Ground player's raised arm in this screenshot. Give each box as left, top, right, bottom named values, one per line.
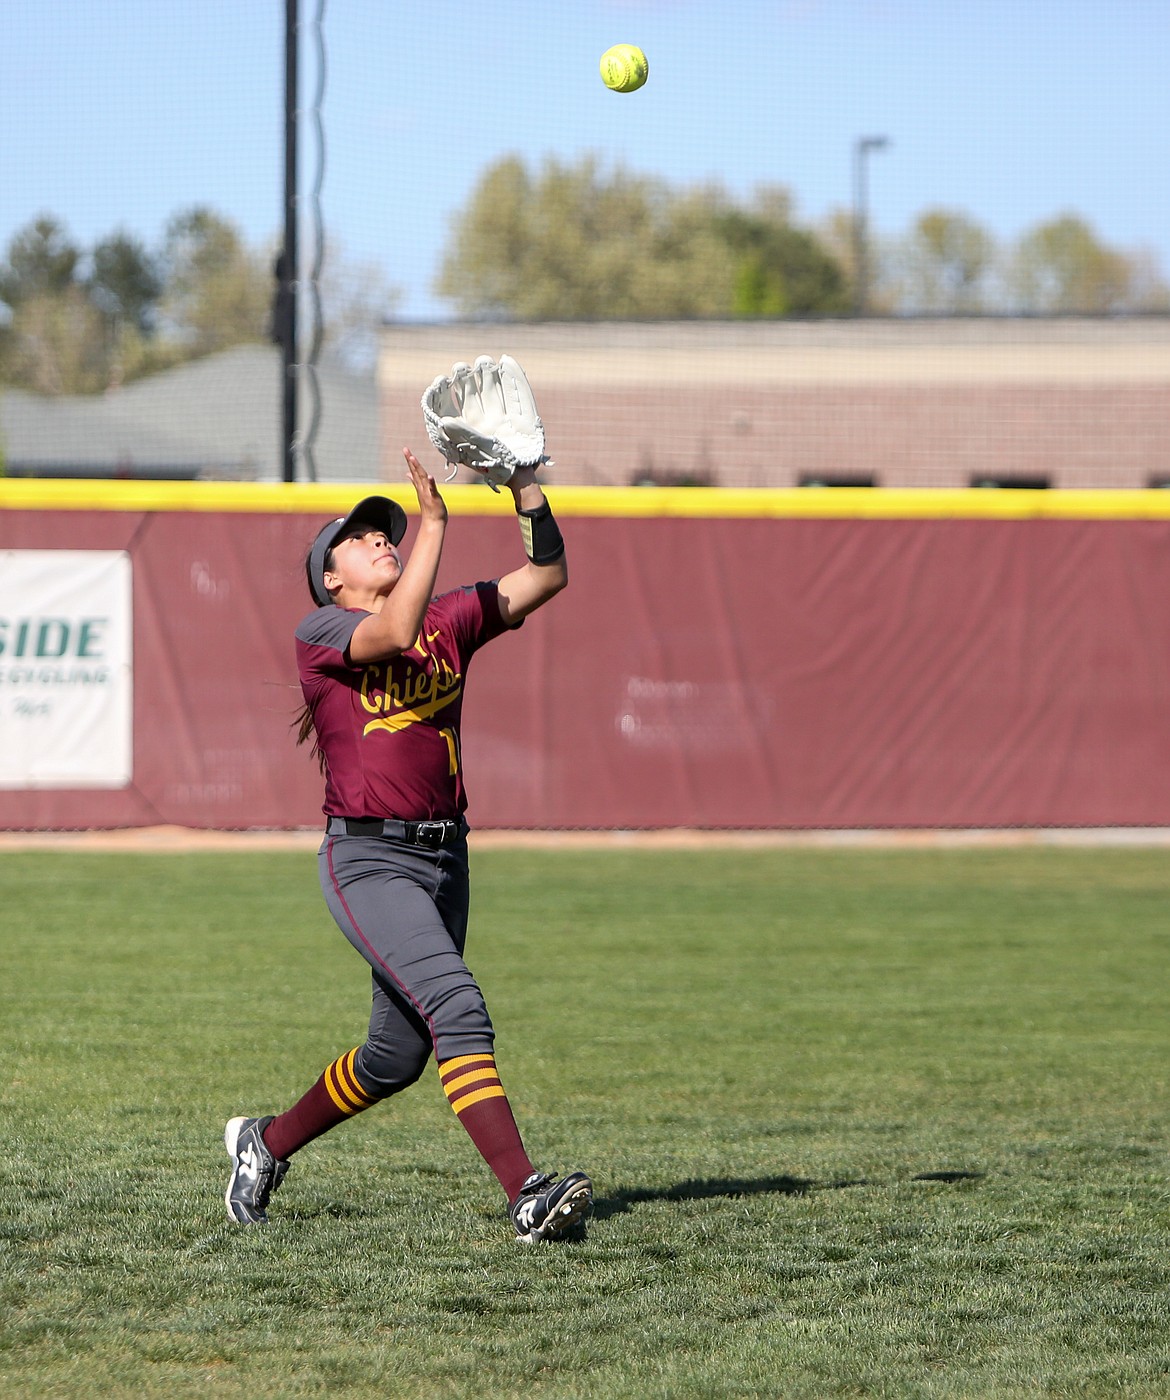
left=495, top=465, right=568, bottom=624
left=419, top=354, right=565, bottom=624
left=345, top=450, right=447, bottom=663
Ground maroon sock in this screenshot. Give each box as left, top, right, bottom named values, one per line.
left=438, top=1054, right=534, bottom=1201
left=262, top=1047, right=377, bottom=1160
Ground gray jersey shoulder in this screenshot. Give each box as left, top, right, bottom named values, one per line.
left=296, top=606, right=366, bottom=653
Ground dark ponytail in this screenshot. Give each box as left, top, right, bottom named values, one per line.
left=292, top=700, right=326, bottom=772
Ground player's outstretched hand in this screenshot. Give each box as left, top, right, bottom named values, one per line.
left=403, top=447, right=447, bottom=527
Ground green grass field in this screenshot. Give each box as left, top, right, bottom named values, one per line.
left=1, top=845, right=1167, bottom=1398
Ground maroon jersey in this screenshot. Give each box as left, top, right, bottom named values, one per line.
left=296, top=581, right=516, bottom=820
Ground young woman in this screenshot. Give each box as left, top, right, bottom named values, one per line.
left=224, top=446, right=592, bottom=1242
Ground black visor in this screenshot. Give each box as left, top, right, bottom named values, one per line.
left=307, top=495, right=408, bottom=607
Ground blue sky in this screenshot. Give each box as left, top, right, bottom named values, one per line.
left=2, top=0, right=1167, bottom=323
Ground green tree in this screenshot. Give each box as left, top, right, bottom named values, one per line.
left=1008, top=214, right=1134, bottom=312
left=161, top=206, right=271, bottom=353
left=4, top=287, right=108, bottom=395
left=717, top=191, right=850, bottom=316
left=89, top=231, right=162, bottom=334
left=0, top=209, right=273, bottom=392
left=436, top=157, right=846, bottom=320
left=896, top=208, right=995, bottom=313
left=0, top=215, right=80, bottom=309
left=0, top=217, right=107, bottom=393
left=0, top=206, right=399, bottom=393
left=437, top=156, right=728, bottom=319
left=85, top=231, right=170, bottom=388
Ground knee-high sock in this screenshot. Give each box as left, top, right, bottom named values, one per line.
left=438, top=1053, right=534, bottom=1201
left=262, top=1047, right=377, bottom=1161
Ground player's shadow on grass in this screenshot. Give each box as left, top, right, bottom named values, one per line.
left=593, top=1170, right=984, bottom=1222
left=593, top=1174, right=820, bottom=1221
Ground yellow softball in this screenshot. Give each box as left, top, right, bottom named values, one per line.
left=600, top=43, right=649, bottom=93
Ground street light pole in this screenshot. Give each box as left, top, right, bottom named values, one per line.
left=852, top=135, right=889, bottom=317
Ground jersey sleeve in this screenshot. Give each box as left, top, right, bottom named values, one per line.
left=295, top=607, right=367, bottom=676
left=431, top=580, right=521, bottom=655
left=296, top=586, right=515, bottom=689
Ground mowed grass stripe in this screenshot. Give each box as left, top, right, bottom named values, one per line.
left=0, top=848, right=1167, bottom=1398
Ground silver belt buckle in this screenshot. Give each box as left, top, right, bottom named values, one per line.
left=414, top=820, right=448, bottom=848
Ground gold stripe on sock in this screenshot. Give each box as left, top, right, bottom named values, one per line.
left=325, top=1051, right=374, bottom=1114
left=438, top=1054, right=507, bottom=1116
left=323, top=1061, right=353, bottom=1113
left=337, top=1049, right=377, bottom=1108
left=449, top=1084, right=507, bottom=1113
left=443, top=1066, right=502, bottom=1097
left=439, top=1053, right=495, bottom=1078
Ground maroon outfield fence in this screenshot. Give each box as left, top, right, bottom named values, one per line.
left=2, top=482, right=1170, bottom=832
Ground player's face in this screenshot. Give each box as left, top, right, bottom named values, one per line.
left=324, top=527, right=402, bottom=599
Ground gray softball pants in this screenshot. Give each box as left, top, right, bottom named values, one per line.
left=318, top=830, right=496, bottom=1098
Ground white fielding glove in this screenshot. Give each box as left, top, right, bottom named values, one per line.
left=421, top=354, right=549, bottom=491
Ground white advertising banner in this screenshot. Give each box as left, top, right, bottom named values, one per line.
left=0, top=551, right=133, bottom=788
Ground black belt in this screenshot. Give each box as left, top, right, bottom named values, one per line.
left=326, top=816, right=465, bottom=849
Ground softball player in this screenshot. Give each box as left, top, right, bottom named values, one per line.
left=224, top=446, right=592, bottom=1242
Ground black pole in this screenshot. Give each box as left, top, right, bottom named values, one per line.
left=852, top=139, right=865, bottom=317
left=281, top=0, right=298, bottom=482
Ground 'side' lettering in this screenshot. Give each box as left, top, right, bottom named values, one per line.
left=0, top=617, right=108, bottom=659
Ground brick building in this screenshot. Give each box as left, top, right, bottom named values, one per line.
left=377, top=317, right=1170, bottom=490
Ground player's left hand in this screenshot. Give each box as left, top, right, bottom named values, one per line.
left=507, top=463, right=540, bottom=493
left=420, top=355, right=549, bottom=493
left=403, top=447, right=448, bottom=526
